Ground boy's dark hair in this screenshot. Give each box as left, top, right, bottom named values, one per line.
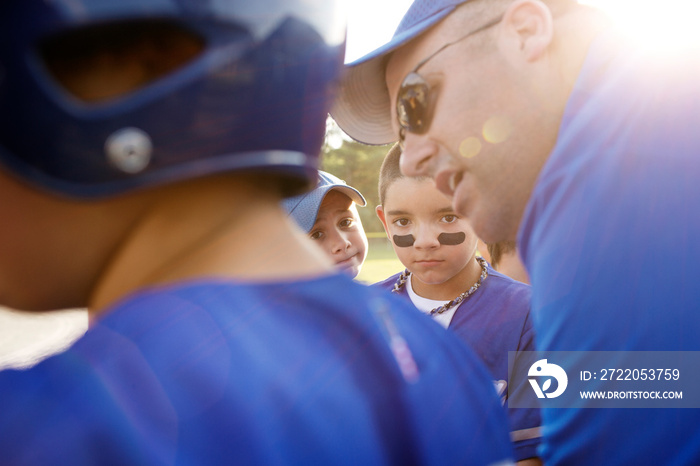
left=378, top=143, right=402, bottom=206
left=378, top=142, right=429, bottom=205
left=487, top=240, right=517, bottom=269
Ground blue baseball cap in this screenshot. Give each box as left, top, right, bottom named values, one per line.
left=282, top=171, right=366, bottom=233
left=332, top=0, right=470, bottom=145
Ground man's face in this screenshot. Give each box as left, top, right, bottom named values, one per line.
left=378, top=177, right=478, bottom=288
left=308, top=190, right=368, bottom=278
left=384, top=10, right=557, bottom=243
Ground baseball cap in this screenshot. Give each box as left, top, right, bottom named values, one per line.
left=282, top=171, right=367, bottom=233
left=331, top=0, right=470, bottom=146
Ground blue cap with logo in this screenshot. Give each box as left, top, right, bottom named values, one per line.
left=332, top=0, right=469, bottom=146
left=282, top=171, right=366, bottom=233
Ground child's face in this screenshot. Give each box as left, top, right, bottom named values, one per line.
left=378, top=177, right=478, bottom=286
left=309, top=190, right=368, bottom=278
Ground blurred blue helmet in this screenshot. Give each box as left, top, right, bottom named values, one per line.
left=0, top=0, right=346, bottom=197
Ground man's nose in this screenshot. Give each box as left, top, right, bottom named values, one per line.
left=399, top=134, right=436, bottom=178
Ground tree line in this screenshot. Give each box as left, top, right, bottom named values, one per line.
left=320, top=118, right=392, bottom=234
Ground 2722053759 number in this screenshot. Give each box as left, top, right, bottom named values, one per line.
left=599, top=368, right=680, bottom=381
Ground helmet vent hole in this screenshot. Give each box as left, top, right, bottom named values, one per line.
left=105, top=127, right=153, bottom=174
left=39, top=20, right=205, bottom=103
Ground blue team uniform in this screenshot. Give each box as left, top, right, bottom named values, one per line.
left=0, top=275, right=513, bottom=465
left=375, top=265, right=540, bottom=462
left=519, top=28, right=700, bottom=465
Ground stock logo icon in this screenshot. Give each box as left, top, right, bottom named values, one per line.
left=528, top=359, right=568, bottom=399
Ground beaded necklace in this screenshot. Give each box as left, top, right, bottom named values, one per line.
left=392, top=256, right=488, bottom=316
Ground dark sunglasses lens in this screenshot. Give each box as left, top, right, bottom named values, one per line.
left=397, top=72, right=430, bottom=134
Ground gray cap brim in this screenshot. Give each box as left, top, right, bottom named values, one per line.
left=331, top=5, right=457, bottom=145
left=283, top=184, right=366, bottom=233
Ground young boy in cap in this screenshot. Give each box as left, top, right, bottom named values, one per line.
left=283, top=170, right=369, bottom=278
left=375, top=144, right=541, bottom=465
left=0, top=0, right=514, bottom=464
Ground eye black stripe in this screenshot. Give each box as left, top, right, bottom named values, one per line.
left=438, top=232, right=465, bottom=245
left=393, top=235, right=415, bottom=248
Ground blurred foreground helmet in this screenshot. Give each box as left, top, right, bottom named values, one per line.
left=0, top=0, right=346, bottom=197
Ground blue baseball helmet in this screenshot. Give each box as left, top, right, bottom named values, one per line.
left=0, top=0, right=346, bottom=197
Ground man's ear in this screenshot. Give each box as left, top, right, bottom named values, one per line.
left=499, top=0, right=554, bottom=63
left=376, top=205, right=390, bottom=237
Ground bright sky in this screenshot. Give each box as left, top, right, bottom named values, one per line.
left=344, top=0, right=700, bottom=63
left=344, top=0, right=413, bottom=63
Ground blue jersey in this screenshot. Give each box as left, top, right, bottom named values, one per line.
left=0, top=275, right=513, bottom=465
left=519, top=29, right=700, bottom=465
left=375, top=265, right=540, bottom=462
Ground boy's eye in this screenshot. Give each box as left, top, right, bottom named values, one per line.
left=441, top=214, right=457, bottom=223
left=393, top=218, right=409, bottom=227
left=309, top=230, right=324, bottom=240
left=339, top=218, right=355, bottom=228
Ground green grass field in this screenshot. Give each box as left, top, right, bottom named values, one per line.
left=356, top=235, right=404, bottom=285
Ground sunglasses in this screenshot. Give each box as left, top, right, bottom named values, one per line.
left=396, top=15, right=503, bottom=147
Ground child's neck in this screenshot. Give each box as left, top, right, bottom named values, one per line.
left=410, top=256, right=483, bottom=301
left=87, top=176, right=334, bottom=317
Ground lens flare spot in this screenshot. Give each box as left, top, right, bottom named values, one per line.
left=483, top=116, right=512, bottom=144
left=459, top=137, right=481, bottom=158
left=580, top=0, right=700, bottom=52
